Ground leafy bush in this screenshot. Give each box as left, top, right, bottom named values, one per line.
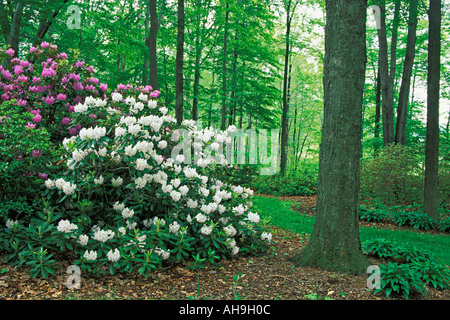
left=362, top=238, right=403, bottom=259
left=374, top=262, right=428, bottom=299
left=389, top=210, right=412, bottom=227
left=438, top=218, right=450, bottom=233
left=412, top=261, right=450, bottom=290
left=0, top=43, right=108, bottom=144
left=0, top=100, right=54, bottom=208
left=363, top=238, right=450, bottom=299
left=359, top=207, right=388, bottom=222
left=360, top=144, right=423, bottom=205
left=408, top=212, right=438, bottom=230
left=250, top=171, right=317, bottom=196
left=0, top=86, right=273, bottom=279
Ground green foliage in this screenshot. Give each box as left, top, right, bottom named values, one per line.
left=438, top=218, right=450, bottom=232
left=360, top=144, right=423, bottom=205
left=374, top=262, right=428, bottom=300
left=359, top=207, right=388, bottom=222
left=0, top=100, right=54, bottom=204
left=363, top=238, right=450, bottom=299
left=250, top=171, right=317, bottom=196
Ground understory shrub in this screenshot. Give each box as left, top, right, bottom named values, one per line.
left=360, top=144, right=423, bottom=205
left=363, top=239, right=450, bottom=299
left=0, top=100, right=54, bottom=208
left=250, top=170, right=317, bottom=196
left=0, top=84, right=273, bottom=278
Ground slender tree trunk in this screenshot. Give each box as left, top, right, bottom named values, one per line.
left=424, top=0, right=441, bottom=221
left=386, top=0, right=400, bottom=122
left=374, top=65, right=381, bottom=149
left=143, top=1, right=150, bottom=85
left=290, top=0, right=369, bottom=274
left=395, top=0, right=418, bottom=145
left=280, top=0, right=295, bottom=177
left=34, top=0, right=70, bottom=45
left=376, top=2, right=394, bottom=145
left=6, top=1, right=24, bottom=56
left=148, top=0, right=160, bottom=90
left=175, top=0, right=185, bottom=124
left=221, top=2, right=230, bottom=130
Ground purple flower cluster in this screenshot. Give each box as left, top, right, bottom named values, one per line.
left=0, top=42, right=108, bottom=140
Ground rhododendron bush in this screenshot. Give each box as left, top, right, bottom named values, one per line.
left=0, top=45, right=272, bottom=278
left=44, top=89, right=271, bottom=276
left=0, top=43, right=108, bottom=143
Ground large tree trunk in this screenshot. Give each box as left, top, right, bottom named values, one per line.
left=424, top=0, right=441, bottom=221
left=290, top=0, right=369, bottom=275
left=376, top=2, right=394, bottom=145
left=147, top=0, right=160, bottom=90
left=175, top=0, right=185, bottom=124
left=395, top=0, right=418, bottom=145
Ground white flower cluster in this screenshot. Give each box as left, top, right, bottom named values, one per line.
left=107, top=248, right=121, bottom=262
left=79, top=126, right=107, bottom=141
left=45, top=178, right=77, bottom=195
left=93, top=228, right=115, bottom=243
left=57, top=219, right=78, bottom=233
left=46, top=91, right=272, bottom=273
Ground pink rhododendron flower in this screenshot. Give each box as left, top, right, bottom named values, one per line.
left=42, top=67, right=56, bottom=77
left=44, top=96, right=55, bottom=105
left=31, top=150, right=42, bottom=157
left=72, top=82, right=83, bottom=91
left=29, top=46, right=37, bottom=53
left=32, top=114, right=42, bottom=123
left=38, top=173, right=48, bottom=180
left=1, top=70, right=12, bottom=81
left=40, top=41, right=50, bottom=48
left=100, top=83, right=107, bottom=92
left=61, top=117, right=71, bottom=126
left=28, top=85, right=39, bottom=93
left=26, top=122, right=35, bottom=129
left=32, top=76, right=41, bottom=84
left=69, top=73, right=80, bottom=81
left=57, top=93, right=67, bottom=101
left=20, top=60, right=30, bottom=68
left=149, top=90, right=161, bottom=98
left=17, top=75, right=28, bottom=82
left=5, top=48, right=14, bottom=57
left=14, top=65, right=23, bottom=75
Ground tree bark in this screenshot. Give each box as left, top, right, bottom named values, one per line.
left=34, top=0, right=70, bottom=45
left=6, top=1, right=25, bottom=56
left=424, top=0, right=441, bottom=221
left=280, top=0, right=298, bottom=177
left=376, top=2, right=394, bottom=145
left=290, top=0, right=369, bottom=274
left=374, top=65, right=381, bottom=149
left=175, top=0, right=185, bottom=124
left=221, top=2, right=230, bottom=130
left=147, top=0, right=160, bottom=91
left=386, top=0, right=400, bottom=123
left=395, top=0, right=418, bottom=145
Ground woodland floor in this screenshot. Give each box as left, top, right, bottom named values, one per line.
left=0, top=195, right=449, bottom=301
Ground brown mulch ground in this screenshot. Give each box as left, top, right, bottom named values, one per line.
left=0, top=195, right=449, bottom=301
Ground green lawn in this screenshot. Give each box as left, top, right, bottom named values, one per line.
left=253, top=195, right=450, bottom=266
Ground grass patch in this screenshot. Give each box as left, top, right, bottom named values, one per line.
left=254, top=196, right=450, bottom=266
